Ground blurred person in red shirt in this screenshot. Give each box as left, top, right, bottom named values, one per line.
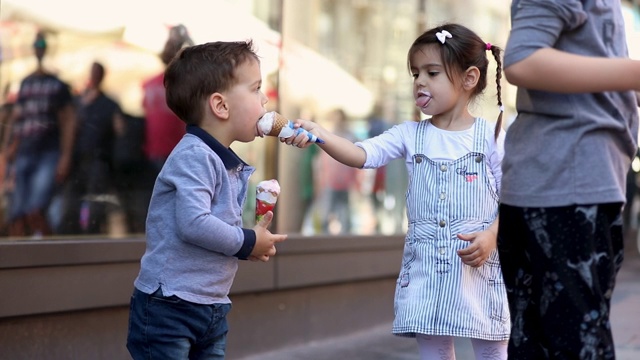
left=142, top=25, right=193, bottom=175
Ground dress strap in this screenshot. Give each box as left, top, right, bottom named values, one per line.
left=415, top=120, right=429, bottom=154
left=472, top=118, right=487, bottom=154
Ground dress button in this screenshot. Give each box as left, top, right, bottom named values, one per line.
left=439, top=247, right=446, bottom=255
left=440, top=164, right=447, bottom=172
left=475, top=155, right=482, bottom=163
left=439, top=220, right=446, bottom=227
left=416, top=157, right=422, bottom=164
left=439, top=192, right=446, bottom=200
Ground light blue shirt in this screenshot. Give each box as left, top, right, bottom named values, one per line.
left=134, top=125, right=256, bottom=304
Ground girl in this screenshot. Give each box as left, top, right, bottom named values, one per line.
left=291, top=23, right=510, bottom=359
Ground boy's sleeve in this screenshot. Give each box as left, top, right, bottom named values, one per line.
left=234, top=229, right=256, bottom=260
left=504, top=0, right=587, bottom=68
left=168, top=146, right=250, bottom=256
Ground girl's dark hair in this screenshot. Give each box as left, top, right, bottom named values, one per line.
left=408, top=23, right=503, bottom=140
left=164, top=40, right=260, bottom=125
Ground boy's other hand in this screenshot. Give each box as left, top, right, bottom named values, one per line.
left=252, top=211, right=287, bottom=262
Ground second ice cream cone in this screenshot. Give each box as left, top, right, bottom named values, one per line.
left=256, top=179, right=280, bottom=223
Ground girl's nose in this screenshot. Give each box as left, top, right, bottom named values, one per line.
left=414, top=74, right=427, bottom=87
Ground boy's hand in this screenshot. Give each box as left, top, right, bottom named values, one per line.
left=251, top=211, right=287, bottom=262
left=456, top=229, right=497, bottom=268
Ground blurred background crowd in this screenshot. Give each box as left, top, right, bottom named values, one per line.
left=0, top=0, right=639, bottom=240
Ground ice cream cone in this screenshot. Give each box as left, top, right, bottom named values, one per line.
left=256, top=179, right=280, bottom=222
left=268, top=112, right=289, bottom=137
left=258, top=111, right=325, bottom=144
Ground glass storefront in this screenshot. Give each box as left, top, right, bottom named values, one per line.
left=249, top=0, right=514, bottom=236
left=0, top=0, right=527, bottom=240
left=1, top=0, right=637, bottom=240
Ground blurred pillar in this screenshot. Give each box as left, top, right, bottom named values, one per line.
left=274, top=0, right=325, bottom=234
left=263, top=0, right=282, bottom=231
left=413, top=0, right=427, bottom=121
left=275, top=0, right=299, bottom=234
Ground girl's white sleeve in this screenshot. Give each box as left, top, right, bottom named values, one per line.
left=356, top=121, right=414, bottom=169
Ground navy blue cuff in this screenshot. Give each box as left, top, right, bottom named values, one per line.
left=234, top=228, right=256, bottom=260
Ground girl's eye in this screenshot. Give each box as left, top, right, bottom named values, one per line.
left=428, top=71, right=438, bottom=76
left=411, top=73, right=419, bottom=79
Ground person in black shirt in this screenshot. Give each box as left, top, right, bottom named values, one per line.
left=58, top=62, right=121, bottom=234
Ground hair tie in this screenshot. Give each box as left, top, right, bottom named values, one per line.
left=499, top=105, right=504, bottom=112
left=485, top=43, right=492, bottom=51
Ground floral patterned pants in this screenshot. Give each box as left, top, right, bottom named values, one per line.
left=498, top=203, right=624, bottom=360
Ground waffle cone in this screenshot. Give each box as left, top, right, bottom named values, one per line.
left=268, top=112, right=289, bottom=136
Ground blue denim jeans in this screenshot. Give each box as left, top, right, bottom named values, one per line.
left=127, top=288, right=231, bottom=360
left=9, top=150, right=59, bottom=221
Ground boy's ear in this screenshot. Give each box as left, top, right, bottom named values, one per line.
left=210, top=93, right=229, bottom=119
left=462, top=66, right=480, bottom=90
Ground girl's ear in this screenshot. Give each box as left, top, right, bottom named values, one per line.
left=210, top=93, right=229, bottom=119
left=462, top=66, right=480, bottom=91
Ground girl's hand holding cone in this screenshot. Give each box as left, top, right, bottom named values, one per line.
left=258, top=111, right=325, bottom=144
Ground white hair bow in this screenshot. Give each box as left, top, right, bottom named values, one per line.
left=436, top=30, right=452, bottom=44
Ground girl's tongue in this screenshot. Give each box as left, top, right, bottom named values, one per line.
left=416, top=93, right=431, bottom=108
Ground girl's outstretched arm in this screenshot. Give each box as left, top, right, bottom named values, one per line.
left=292, top=119, right=367, bottom=168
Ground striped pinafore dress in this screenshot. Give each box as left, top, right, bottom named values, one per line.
left=392, top=118, right=510, bottom=341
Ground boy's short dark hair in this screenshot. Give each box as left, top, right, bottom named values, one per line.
left=164, top=40, right=260, bottom=125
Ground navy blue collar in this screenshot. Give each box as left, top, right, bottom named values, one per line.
left=186, top=124, right=246, bottom=170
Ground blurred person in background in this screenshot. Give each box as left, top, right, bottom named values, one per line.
left=0, top=84, right=16, bottom=235
left=299, top=112, right=320, bottom=234
left=142, top=24, right=193, bottom=178
left=2, top=30, right=76, bottom=238
left=112, top=111, right=154, bottom=235
left=366, top=103, right=391, bottom=232
left=314, top=108, right=358, bottom=234
left=58, top=61, right=121, bottom=235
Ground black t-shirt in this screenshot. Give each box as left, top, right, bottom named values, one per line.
left=73, top=92, right=120, bottom=162
left=15, top=73, right=73, bottom=154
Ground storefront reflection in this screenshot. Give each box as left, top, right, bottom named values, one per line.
left=0, top=0, right=525, bottom=239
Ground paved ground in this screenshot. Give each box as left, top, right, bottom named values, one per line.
left=240, top=242, right=640, bottom=360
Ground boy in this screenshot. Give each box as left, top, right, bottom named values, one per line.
left=499, top=1, right=640, bottom=358
left=127, top=40, right=287, bottom=359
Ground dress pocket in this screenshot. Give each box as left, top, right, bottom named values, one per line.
left=489, top=277, right=509, bottom=324
left=398, top=240, right=416, bottom=288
